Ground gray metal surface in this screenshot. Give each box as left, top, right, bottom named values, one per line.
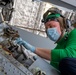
left=0, top=47, right=59, bottom=75
left=0, top=48, right=33, bottom=75
left=29, top=57, right=59, bottom=75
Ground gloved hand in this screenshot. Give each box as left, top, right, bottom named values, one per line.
left=15, top=38, right=36, bottom=52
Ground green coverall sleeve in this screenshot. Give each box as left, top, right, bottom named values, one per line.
left=51, top=29, right=76, bottom=70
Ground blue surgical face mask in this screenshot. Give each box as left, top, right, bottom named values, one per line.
left=46, top=28, right=61, bottom=41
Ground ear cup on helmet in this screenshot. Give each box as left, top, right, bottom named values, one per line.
left=63, top=18, right=72, bottom=30
left=66, top=19, right=72, bottom=28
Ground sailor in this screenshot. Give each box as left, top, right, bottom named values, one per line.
left=15, top=7, right=76, bottom=73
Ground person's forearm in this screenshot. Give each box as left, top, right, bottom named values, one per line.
left=35, top=48, right=51, bottom=60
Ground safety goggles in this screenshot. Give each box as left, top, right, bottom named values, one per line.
left=42, top=17, right=59, bottom=24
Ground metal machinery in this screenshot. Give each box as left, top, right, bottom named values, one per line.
left=0, top=18, right=59, bottom=75
left=0, top=0, right=59, bottom=75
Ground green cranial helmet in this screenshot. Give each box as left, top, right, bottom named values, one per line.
left=42, top=7, right=63, bottom=23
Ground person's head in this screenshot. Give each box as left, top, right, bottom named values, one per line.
left=42, top=7, right=66, bottom=42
